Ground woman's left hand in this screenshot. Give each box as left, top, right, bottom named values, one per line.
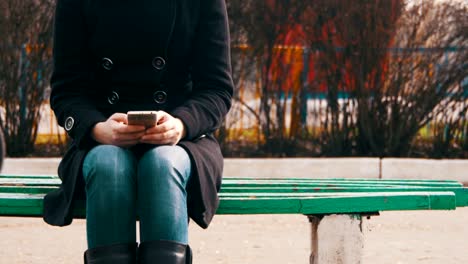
left=139, top=111, right=186, bottom=145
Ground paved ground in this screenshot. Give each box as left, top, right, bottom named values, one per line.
left=1, top=159, right=468, bottom=263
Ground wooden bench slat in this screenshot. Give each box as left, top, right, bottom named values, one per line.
left=226, top=177, right=460, bottom=182
left=0, top=179, right=461, bottom=188
left=221, top=181, right=462, bottom=188
left=217, top=191, right=465, bottom=208
left=219, top=192, right=456, bottom=214
left=223, top=178, right=462, bottom=185
left=0, top=175, right=58, bottom=179
left=0, top=174, right=458, bottom=184
left=0, top=179, right=62, bottom=185
left=0, top=175, right=462, bottom=186
left=0, top=186, right=59, bottom=194
left=221, top=187, right=468, bottom=207
left=2, top=185, right=463, bottom=193
left=218, top=191, right=456, bottom=197
left=3, top=175, right=459, bottom=182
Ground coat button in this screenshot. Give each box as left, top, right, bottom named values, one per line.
left=64, top=117, right=74, bottom=131
left=152, top=57, right=166, bottom=70
left=101, top=57, right=114, bottom=71
left=153, top=91, right=167, bottom=104
left=107, top=91, right=120, bottom=105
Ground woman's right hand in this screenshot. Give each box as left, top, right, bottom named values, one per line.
left=91, top=113, right=146, bottom=148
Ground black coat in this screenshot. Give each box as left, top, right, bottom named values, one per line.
left=43, top=0, right=234, bottom=229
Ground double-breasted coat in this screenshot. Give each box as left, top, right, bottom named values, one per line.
left=43, top=0, right=234, bottom=229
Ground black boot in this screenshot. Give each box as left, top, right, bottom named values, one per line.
left=185, top=245, right=193, bottom=264
left=84, top=243, right=138, bottom=264
left=138, top=240, right=189, bottom=264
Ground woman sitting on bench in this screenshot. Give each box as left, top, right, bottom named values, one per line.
left=42, top=0, right=234, bottom=263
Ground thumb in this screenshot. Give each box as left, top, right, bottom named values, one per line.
left=156, top=111, right=169, bottom=124
left=109, top=113, right=128, bottom=124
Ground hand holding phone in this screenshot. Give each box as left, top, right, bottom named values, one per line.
left=139, top=110, right=186, bottom=145
left=127, top=111, right=158, bottom=128
left=91, top=113, right=146, bottom=147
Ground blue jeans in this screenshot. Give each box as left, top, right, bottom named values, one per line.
left=82, top=145, right=191, bottom=249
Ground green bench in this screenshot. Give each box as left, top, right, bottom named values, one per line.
left=1, top=175, right=467, bottom=263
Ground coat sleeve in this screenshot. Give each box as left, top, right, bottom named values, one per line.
left=49, top=0, right=107, bottom=148
left=171, top=0, right=234, bottom=140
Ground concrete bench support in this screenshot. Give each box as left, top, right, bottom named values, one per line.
left=308, top=214, right=364, bottom=264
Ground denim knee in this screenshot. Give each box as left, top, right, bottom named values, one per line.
left=137, top=146, right=191, bottom=189
left=83, top=145, right=137, bottom=194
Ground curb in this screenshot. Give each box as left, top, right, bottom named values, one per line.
left=382, top=158, right=468, bottom=184
left=2, top=157, right=467, bottom=184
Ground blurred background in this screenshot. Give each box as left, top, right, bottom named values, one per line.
left=0, top=0, right=467, bottom=158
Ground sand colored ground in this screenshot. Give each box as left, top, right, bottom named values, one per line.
left=1, top=210, right=468, bottom=264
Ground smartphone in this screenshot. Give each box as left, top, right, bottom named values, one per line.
left=127, top=111, right=158, bottom=127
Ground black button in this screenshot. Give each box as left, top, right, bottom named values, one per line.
left=64, top=117, right=74, bottom=131
left=153, top=91, right=167, bottom=104
left=107, top=91, right=120, bottom=105
left=101, top=57, right=114, bottom=71
left=152, top=57, right=166, bottom=70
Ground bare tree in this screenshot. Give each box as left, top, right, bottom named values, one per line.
left=300, top=0, right=467, bottom=157
left=377, top=1, right=468, bottom=157
left=301, top=0, right=405, bottom=156
left=0, top=0, right=55, bottom=156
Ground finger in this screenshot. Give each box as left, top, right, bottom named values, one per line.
left=139, top=137, right=177, bottom=145
left=140, top=138, right=176, bottom=146
left=140, top=132, right=173, bottom=143
left=156, top=111, right=170, bottom=125
left=112, top=131, right=146, bottom=142
left=145, top=122, right=175, bottom=134
left=119, top=125, right=146, bottom=134
left=112, top=122, right=146, bottom=134
left=140, top=130, right=177, bottom=143
left=109, top=113, right=128, bottom=123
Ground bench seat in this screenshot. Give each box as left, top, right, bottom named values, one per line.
left=1, top=175, right=467, bottom=216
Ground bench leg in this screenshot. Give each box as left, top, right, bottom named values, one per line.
left=308, top=214, right=364, bottom=264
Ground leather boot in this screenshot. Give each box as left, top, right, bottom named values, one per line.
left=138, top=240, right=189, bottom=264
left=185, top=245, right=193, bottom=264
left=84, top=243, right=138, bottom=264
